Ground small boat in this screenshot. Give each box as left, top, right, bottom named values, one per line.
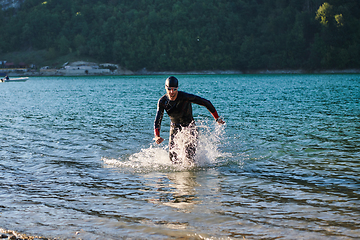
left=2, top=77, right=29, bottom=82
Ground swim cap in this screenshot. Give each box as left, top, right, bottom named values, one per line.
left=165, top=76, right=178, bottom=88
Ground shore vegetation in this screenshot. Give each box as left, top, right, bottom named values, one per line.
left=0, top=0, right=359, bottom=72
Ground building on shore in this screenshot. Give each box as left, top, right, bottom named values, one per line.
left=38, top=61, right=135, bottom=76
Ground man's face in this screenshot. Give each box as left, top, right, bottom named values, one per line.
left=166, top=86, right=178, bottom=100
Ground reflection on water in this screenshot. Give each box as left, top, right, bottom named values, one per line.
left=147, top=171, right=200, bottom=211
left=165, top=172, right=200, bottom=210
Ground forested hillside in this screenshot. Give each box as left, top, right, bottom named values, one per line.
left=0, top=0, right=359, bottom=72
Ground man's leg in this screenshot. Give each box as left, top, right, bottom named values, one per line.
left=169, top=127, right=180, bottom=164
left=185, top=125, right=198, bottom=162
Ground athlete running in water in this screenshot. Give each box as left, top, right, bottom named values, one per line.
left=154, top=76, right=225, bottom=164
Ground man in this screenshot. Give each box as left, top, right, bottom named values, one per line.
left=154, top=76, right=225, bottom=164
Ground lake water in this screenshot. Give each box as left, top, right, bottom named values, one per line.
left=0, top=74, right=359, bottom=239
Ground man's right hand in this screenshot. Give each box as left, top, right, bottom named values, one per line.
left=154, top=136, right=164, bottom=144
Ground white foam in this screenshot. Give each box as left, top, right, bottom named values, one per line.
left=102, top=120, right=230, bottom=173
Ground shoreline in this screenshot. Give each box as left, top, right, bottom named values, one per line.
left=2, top=68, right=360, bottom=77
left=0, top=228, right=53, bottom=240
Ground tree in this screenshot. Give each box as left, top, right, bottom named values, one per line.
left=0, top=0, right=359, bottom=71
left=58, top=35, right=71, bottom=55
left=316, top=2, right=333, bottom=27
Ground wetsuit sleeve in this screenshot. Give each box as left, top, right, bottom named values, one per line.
left=154, top=98, right=164, bottom=136
left=188, top=94, right=220, bottom=119
left=211, top=110, right=220, bottom=120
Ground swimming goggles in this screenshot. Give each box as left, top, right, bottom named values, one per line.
left=166, top=87, right=178, bottom=91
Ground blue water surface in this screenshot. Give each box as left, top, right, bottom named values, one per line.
left=0, top=74, right=359, bottom=239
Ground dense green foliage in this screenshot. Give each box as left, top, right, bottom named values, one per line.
left=0, top=0, right=359, bottom=71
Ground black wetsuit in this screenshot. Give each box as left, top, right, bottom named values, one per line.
left=154, top=91, right=217, bottom=163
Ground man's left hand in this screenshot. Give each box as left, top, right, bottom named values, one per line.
left=216, top=118, right=225, bottom=125
left=154, top=136, right=164, bottom=144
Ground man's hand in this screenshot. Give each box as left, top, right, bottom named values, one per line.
left=216, top=118, right=225, bottom=125
left=154, top=136, right=164, bottom=144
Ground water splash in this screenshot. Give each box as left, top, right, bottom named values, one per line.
left=102, top=120, right=230, bottom=172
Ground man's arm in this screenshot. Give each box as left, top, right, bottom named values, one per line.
left=189, top=94, right=225, bottom=125
left=211, top=110, right=225, bottom=124
left=154, top=98, right=165, bottom=144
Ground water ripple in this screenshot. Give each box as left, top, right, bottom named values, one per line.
left=0, top=75, right=359, bottom=239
